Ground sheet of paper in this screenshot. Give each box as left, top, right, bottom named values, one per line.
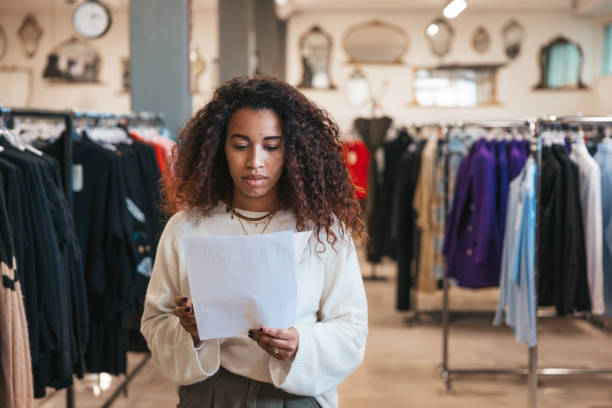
left=183, top=231, right=311, bottom=341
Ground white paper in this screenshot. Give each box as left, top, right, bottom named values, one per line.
left=182, top=231, right=312, bottom=341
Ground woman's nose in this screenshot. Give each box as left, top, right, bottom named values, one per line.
left=246, top=146, right=264, bottom=169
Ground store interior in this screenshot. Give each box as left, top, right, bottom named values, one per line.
left=2, top=0, right=612, bottom=407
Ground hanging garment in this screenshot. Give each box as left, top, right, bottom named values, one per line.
left=354, top=117, right=392, bottom=263
left=391, top=141, right=425, bottom=310
left=0, top=141, right=82, bottom=397
left=45, top=134, right=135, bottom=375
left=552, top=145, right=591, bottom=314
left=0, top=181, right=34, bottom=408
left=378, top=131, right=412, bottom=259
left=570, top=142, right=605, bottom=315
left=413, top=136, right=439, bottom=292
left=507, top=139, right=527, bottom=181
left=444, top=135, right=467, bottom=214
left=444, top=139, right=501, bottom=288
left=495, top=140, right=510, bottom=240
left=341, top=140, right=370, bottom=200
left=594, top=141, right=612, bottom=315
left=494, top=158, right=537, bottom=347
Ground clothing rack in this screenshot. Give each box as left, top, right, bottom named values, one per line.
left=1, top=107, right=161, bottom=408
left=407, top=120, right=530, bottom=324
left=438, top=116, right=612, bottom=408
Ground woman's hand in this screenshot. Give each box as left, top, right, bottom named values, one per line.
left=248, top=327, right=299, bottom=360
left=174, top=296, right=199, bottom=345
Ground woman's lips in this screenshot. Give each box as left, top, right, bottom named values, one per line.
left=243, top=175, right=268, bottom=187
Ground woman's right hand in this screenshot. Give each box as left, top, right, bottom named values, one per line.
left=174, top=296, right=200, bottom=345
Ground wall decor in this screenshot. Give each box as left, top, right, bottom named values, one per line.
left=502, top=20, right=524, bottom=60
left=190, top=46, right=206, bottom=94
left=344, top=20, right=408, bottom=64
left=298, top=25, right=334, bottom=89
left=18, top=14, right=43, bottom=58
left=535, top=36, right=586, bottom=90
left=0, top=26, right=7, bottom=61
left=121, top=57, right=130, bottom=92
left=346, top=67, right=371, bottom=107
left=425, top=18, right=454, bottom=58
left=413, top=64, right=500, bottom=107
left=73, top=0, right=112, bottom=39
left=43, top=37, right=101, bottom=84
left=472, top=26, right=490, bottom=53
left=0, top=65, right=34, bottom=106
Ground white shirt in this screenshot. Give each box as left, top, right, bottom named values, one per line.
left=141, top=205, right=368, bottom=408
left=570, top=143, right=605, bottom=314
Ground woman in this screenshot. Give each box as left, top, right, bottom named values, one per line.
left=141, top=76, right=368, bottom=408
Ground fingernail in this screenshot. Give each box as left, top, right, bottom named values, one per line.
left=184, top=307, right=190, bottom=312
left=182, top=296, right=187, bottom=302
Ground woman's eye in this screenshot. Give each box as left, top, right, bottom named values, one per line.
left=265, top=145, right=280, bottom=151
left=233, top=145, right=248, bottom=151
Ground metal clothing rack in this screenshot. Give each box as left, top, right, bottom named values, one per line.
left=438, top=116, right=612, bottom=408
left=2, top=107, right=160, bottom=408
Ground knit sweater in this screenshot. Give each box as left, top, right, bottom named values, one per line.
left=141, top=205, right=368, bottom=408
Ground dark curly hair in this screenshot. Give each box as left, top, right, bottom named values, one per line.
left=164, top=76, right=366, bottom=248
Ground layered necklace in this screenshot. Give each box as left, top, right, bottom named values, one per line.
left=229, top=204, right=279, bottom=235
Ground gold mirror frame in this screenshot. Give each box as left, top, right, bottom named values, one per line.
left=534, top=36, right=587, bottom=90
left=297, top=25, right=335, bottom=89
left=343, top=20, right=408, bottom=65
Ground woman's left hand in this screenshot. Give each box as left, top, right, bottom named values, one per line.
left=248, top=327, right=299, bottom=360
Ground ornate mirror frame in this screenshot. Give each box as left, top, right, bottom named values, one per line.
left=534, top=36, right=586, bottom=90
left=343, top=19, right=409, bottom=65
left=297, top=25, right=335, bottom=89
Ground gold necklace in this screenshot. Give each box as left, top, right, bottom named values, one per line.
left=237, top=211, right=276, bottom=236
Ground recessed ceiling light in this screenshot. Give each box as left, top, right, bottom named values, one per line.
left=426, top=23, right=440, bottom=36
left=443, top=0, right=467, bottom=19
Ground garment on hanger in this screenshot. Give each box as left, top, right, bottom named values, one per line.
left=341, top=140, right=370, bottom=200
left=494, top=158, right=537, bottom=347
left=444, top=139, right=502, bottom=288
left=570, top=142, right=605, bottom=315
left=391, top=141, right=425, bottom=310
left=539, top=146, right=591, bottom=315
left=0, top=138, right=87, bottom=398
left=354, top=116, right=392, bottom=263
left=0, top=180, right=34, bottom=408
left=495, top=140, right=509, bottom=239
left=378, top=129, right=412, bottom=259
left=413, top=136, right=439, bottom=292
left=594, top=141, right=612, bottom=315
left=507, top=139, right=525, bottom=181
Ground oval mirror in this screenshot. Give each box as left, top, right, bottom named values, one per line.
left=425, top=18, right=454, bottom=58
left=298, top=25, right=334, bottom=89
left=502, top=20, right=524, bottom=60
left=344, top=20, right=408, bottom=64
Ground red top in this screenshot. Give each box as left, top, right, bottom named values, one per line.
left=341, top=140, right=370, bottom=200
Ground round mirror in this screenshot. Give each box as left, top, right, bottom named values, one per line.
left=425, top=18, right=454, bottom=58
left=346, top=68, right=371, bottom=107
left=344, top=20, right=408, bottom=64
left=298, top=26, right=334, bottom=89
left=502, top=20, right=524, bottom=60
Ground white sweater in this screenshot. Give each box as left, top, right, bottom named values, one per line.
left=141, top=205, right=368, bottom=408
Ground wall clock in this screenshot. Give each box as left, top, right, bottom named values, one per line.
left=73, top=0, right=112, bottom=39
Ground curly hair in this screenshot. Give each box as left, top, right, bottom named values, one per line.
left=164, top=75, right=366, bottom=248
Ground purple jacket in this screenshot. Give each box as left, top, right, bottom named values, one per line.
left=508, top=140, right=527, bottom=181
left=444, top=139, right=502, bottom=288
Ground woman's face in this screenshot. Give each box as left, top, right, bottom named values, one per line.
left=225, top=108, right=285, bottom=211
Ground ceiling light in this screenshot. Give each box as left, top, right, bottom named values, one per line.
left=443, top=0, right=467, bottom=19
left=275, top=0, right=288, bottom=6
left=426, top=23, right=439, bottom=36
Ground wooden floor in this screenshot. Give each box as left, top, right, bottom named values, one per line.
left=38, top=255, right=612, bottom=408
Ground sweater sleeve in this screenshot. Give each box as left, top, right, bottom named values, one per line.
left=269, top=231, right=368, bottom=396
left=140, top=214, right=221, bottom=385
